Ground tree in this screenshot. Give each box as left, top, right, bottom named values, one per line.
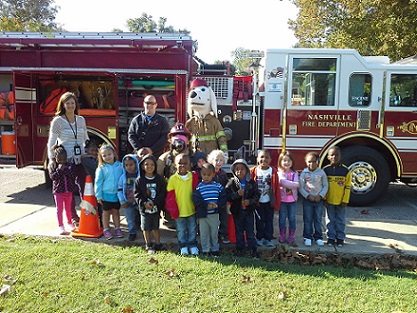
left=231, top=47, right=262, bottom=75
left=289, top=0, right=417, bottom=61
left=126, top=13, right=189, bottom=34
left=0, top=0, right=62, bottom=32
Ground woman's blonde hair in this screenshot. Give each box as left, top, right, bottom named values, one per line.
left=55, top=92, right=79, bottom=116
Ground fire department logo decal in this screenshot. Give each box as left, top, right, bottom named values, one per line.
left=398, top=120, right=417, bottom=134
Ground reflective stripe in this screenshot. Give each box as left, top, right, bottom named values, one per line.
left=197, top=135, right=217, bottom=141
left=215, top=130, right=225, bottom=139
left=219, top=144, right=228, bottom=151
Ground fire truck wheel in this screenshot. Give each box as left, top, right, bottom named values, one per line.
left=342, top=146, right=390, bottom=206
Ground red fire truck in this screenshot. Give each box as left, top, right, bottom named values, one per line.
left=0, top=32, right=195, bottom=167
left=211, top=48, right=417, bottom=206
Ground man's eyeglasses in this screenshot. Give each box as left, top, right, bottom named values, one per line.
left=144, top=101, right=157, bottom=105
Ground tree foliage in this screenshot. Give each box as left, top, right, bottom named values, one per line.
left=126, top=13, right=189, bottom=34
left=289, top=0, right=417, bottom=61
left=0, top=0, right=62, bottom=32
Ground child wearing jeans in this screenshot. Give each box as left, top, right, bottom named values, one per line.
left=277, top=150, right=300, bottom=244
left=49, top=145, right=78, bottom=235
left=166, top=153, right=199, bottom=255
left=207, top=149, right=229, bottom=243
left=118, top=154, right=140, bottom=242
left=193, top=163, right=227, bottom=257
left=299, top=152, right=328, bottom=246
left=135, top=154, right=167, bottom=252
left=95, top=144, right=124, bottom=240
left=323, top=146, right=351, bottom=247
left=250, top=149, right=280, bottom=247
left=226, top=159, right=260, bottom=258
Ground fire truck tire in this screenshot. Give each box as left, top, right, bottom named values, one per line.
left=342, top=146, right=390, bottom=206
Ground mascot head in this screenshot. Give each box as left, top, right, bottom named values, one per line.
left=168, top=122, right=191, bottom=153
left=187, top=78, right=218, bottom=118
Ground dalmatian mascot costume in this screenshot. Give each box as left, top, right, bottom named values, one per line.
left=185, top=78, right=228, bottom=159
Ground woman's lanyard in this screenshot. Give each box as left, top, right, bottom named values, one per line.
left=64, top=114, right=78, bottom=143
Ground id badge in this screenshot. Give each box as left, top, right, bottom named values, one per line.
left=74, top=144, right=81, bottom=156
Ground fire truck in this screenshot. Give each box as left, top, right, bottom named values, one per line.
left=0, top=32, right=195, bottom=167
left=207, top=48, right=417, bottom=206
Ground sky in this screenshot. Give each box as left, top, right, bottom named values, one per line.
left=54, top=0, right=298, bottom=64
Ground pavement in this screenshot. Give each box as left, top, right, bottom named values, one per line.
left=1, top=165, right=417, bottom=257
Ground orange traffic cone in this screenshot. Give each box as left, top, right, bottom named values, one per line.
left=71, top=175, right=103, bottom=238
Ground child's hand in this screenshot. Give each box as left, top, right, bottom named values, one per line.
left=121, top=203, right=129, bottom=209
left=341, top=202, right=348, bottom=208
left=207, top=202, right=218, bottom=210
left=238, top=188, right=245, bottom=197
left=242, top=199, right=250, bottom=207
left=98, top=199, right=103, bottom=205
left=145, top=201, right=154, bottom=211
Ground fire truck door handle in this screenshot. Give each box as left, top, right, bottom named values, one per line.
left=17, top=116, right=23, bottom=126
left=378, top=96, right=382, bottom=102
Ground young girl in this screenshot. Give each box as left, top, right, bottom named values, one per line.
left=250, top=149, right=281, bottom=247
left=277, top=151, right=300, bottom=244
left=95, top=144, right=124, bottom=240
left=49, top=145, right=79, bottom=235
left=207, top=149, right=229, bottom=243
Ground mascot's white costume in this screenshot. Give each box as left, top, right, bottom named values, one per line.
left=185, top=78, right=228, bottom=158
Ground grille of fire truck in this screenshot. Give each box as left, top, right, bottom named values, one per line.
left=203, top=77, right=230, bottom=99
left=357, top=110, right=371, bottom=130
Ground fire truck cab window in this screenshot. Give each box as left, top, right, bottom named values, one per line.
left=390, top=74, right=417, bottom=107
left=349, top=73, right=372, bottom=107
left=291, top=58, right=336, bottom=106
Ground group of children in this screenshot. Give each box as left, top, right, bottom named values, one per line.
left=49, top=142, right=350, bottom=257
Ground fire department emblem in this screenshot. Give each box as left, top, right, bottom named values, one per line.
left=398, top=121, right=417, bottom=134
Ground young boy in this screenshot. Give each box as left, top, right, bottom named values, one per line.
left=250, top=149, right=280, bottom=247
left=134, top=154, right=167, bottom=252
left=226, top=159, right=260, bottom=258
left=193, top=163, right=227, bottom=257
left=323, top=146, right=351, bottom=247
left=118, top=154, right=140, bottom=241
left=207, top=149, right=229, bottom=244
left=299, top=152, right=328, bottom=247
left=166, top=153, right=199, bottom=255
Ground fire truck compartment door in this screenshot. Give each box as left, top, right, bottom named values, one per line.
left=13, top=72, right=36, bottom=167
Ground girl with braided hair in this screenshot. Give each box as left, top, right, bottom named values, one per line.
left=49, top=145, right=80, bottom=235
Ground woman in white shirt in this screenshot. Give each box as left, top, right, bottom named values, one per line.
left=47, top=92, right=89, bottom=226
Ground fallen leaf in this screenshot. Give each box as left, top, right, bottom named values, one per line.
left=42, top=292, right=48, bottom=297
left=165, top=269, right=177, bottom=277
left=91, top=259, right=101, bottom=265
left=105, top=296, right=111, bottom=304
left=123, top=305, right=133, bottom=313
left=242, top=275, right=251, bottom=283
left=149, top=257, right=159, bottom=264
left=81, top=276, right=85, bottom=281
left=388, top=244, right=403, bottom=254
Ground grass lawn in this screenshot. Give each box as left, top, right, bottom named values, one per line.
left=0, top=235, right=416, bottom=313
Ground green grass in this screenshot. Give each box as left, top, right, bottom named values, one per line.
left=0, top=235, right=416, bottom=313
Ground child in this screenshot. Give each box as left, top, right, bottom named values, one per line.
left=95, top=144, right=124, bottom=240
left=323, top=146, right=351, bottom=247
left=118, top=154, right=140, bottom=242
left=299, top=152, right=328, bottom=246
left=207, top=149, right=229, bottom=244
left=137, top=147, right=152, bottom=161
left=226, top=159, right=260, bottom=258
left=135, top=154, right=167, bottom=252
left=250, top=150, right=280, bottom=247
left=192, top=151, right=207, bottom=181
left=49, top=145, right=78, bottom=235
left=277, top=150, right=300, bottom=244
left=166, top=153, right=199, bottom=255
left=82, top=139, right=99, bottom=181
left=193, top=163, right=227, bottom=257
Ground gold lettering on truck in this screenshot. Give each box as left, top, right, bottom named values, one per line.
left=398, top=121, right=417, bottom=134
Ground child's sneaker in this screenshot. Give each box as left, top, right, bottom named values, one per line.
left=256, top=239, right=264, bottom=246
left=114, top=228, right=123, bottom=238
left=304, top=238, right=312, bottom=246
left=58, top=226, right=68, bottom=235
left=336, top=239, right=344, bottom=247
left=190, top=246, right=199, bottom=255
left=316, top=239, right=324, bottom=246
left=220, top=236, right=230, bottom=244
left=180, top=247, right=189, bottom=255
left=265, top=240, right=275, bottom=247
left=146, top=244, right=155, bottom=254
left=327, top=239, right=336, bottom=246
left=211, top=251, right=220, bottom=257
left=103, top=228, right=113, bottom=240
left=67, top=223, right=76, bottom=232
